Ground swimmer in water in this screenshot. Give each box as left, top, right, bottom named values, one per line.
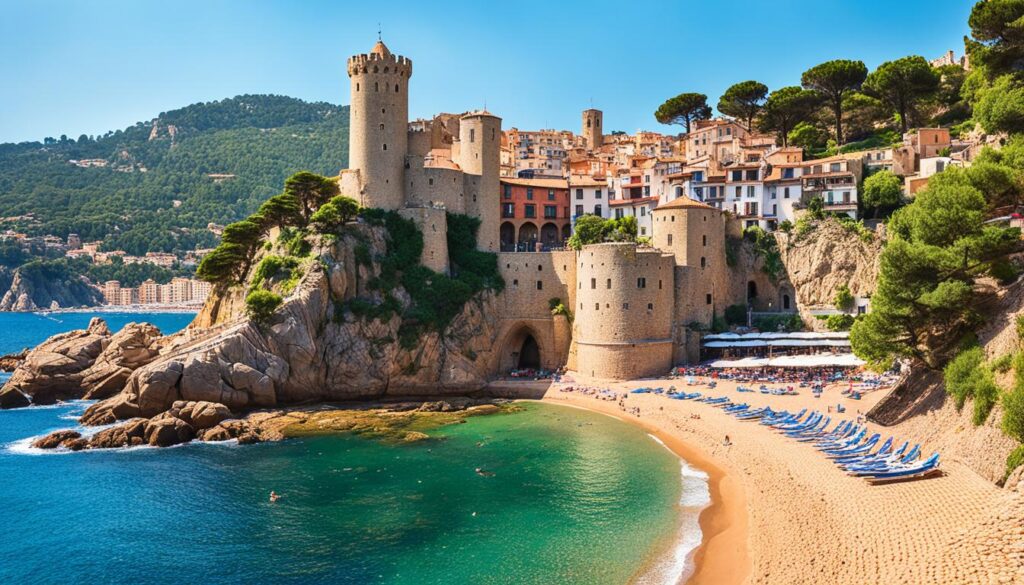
left=475, top=467, right=495, bottom=477
left=269, top=491, right=280, bottom=502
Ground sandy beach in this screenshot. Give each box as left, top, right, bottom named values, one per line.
left=493, top=373, right=1023, bottom=585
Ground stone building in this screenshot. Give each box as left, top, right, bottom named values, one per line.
left=337, top=40, right=737, bottom=381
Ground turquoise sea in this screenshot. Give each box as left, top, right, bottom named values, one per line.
left=0, top=312, right=708, bottom=585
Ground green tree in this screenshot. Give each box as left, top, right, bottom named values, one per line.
left=245, top=289, right=283, bottom=326
left=258, top=193, right=302, bottom=229
left=967, top=0, right=1024, bottom=78
left=851, top=176, right=1020, bottom=368
left=863, top=56, right=941, bottom=133
left=758, top=86, right=820, bottom=146
left=862, top=170, right=904, bottom=216
left=310, top=195, right=361, bottom=231
left=801, top=59, right=869, bottom=144
left=807, top=195, right=825, bottom=219
left=833, top=284, right=855, bottom=312
left=974, top=75, right=1024, bottom=134
left=196, top=242, right=247, bottom=283
left=567, top=215, right=608, bottom=250
left=717, top=80, right=768, bottom=129
left=654, top=93, right=712, bottom=133
left=284, top=171, right=340, bottom=223
left=788, top=122, right=828, bottom=152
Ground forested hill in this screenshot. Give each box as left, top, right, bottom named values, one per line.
left=0, top=95, right=349, bottom=256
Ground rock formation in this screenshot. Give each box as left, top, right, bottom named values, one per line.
left=0, top=318, right=163, bottom=407
left=0, top=348, right=28, bottom=372
left=0, top=265, right=103, bottom=312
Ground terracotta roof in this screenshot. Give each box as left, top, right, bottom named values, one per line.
left=500, top=177, right=569, bottom=189
left=568, top=175, right=607, bottom=187
left=371, top=40, right=391, bottom=56
left=655, top=197, right=715, bottom=211
left=609, top=196, right=659, bottom=207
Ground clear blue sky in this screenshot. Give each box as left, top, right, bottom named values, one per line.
left=0, top=0, right=973, bottom=144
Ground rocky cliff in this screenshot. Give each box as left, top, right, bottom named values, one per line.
left=0, top=264, right=103, bottom=311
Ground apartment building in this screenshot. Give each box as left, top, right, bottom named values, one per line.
left=568, top=175, right=608, bottom=220
left=499, top=178, right=571, bottom=251
left=801, top=156, right=863, bottom=218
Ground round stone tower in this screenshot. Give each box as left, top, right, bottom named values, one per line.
left=347, top=40, right=412, bottom=210
left=582, top=108, right=603, bottom=150
left=456, top=111, right=502, bottom=252
left=574, top=243, right=674, bottom=379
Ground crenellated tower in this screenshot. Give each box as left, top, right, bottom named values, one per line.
left=346, top=40, right=412, bottom=210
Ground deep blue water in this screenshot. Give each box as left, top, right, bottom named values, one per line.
left=0, top=313, right=705, bottom=585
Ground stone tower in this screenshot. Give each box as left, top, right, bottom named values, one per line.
left=582, top=108, right=603, bottom=150
left=347, top=40, right=412, bottom=210
left=455, top=111, right=502, bottom=252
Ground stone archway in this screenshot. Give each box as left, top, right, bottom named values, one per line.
left=500, top=222, right=515, bottom=251
left=540, top=222, right=559, bottom=248
left=499, top=323, right=547, bottom=373
left=518, top=222, right=538, bottom=248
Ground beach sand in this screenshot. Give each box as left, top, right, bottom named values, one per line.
left=494, top=374, right=1023, bottom=585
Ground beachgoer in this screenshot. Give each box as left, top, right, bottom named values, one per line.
left=269, top=491, right=280, bottom=503
left=723, top=435, right=732, bottom=446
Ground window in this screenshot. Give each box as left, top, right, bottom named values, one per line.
left=772, top=204, right=777, bottom=215
left=647, top=303, right=653, bottom=310
left=700, top=257, right=706, bottom=268
left=783, top=187, right=790, bottom=199
left=595, top=303, right=600, bottom=310
left=702, top=235, right=706, bottom=246
left=575, top=204, right=584, bottom=216
left=544, top=205, right=557, bottom=219
left=622, top=303, right=629, bottom=310
left=382, top=144, right=387, bottom=151
left=503, top=184, right=513, bottom=199
left=637, top=277, right=647, bottom=289
left=526, top=188, right=534, bottom=200
left=734, top=186, right=741, bottom=198
left=548, top=190, right=555, bottom=201
left=594, top=204, right=602, bottom=216
left=783, top=168, right=794, bottom=179
left=512, top=279, right=518, bottom=287
left=747, top=185, right=755, bottom=198
left=591, top=278, right=596, bottom=289
left=640, top=207, right=646, bottom=216
left=615, top=209, right=624, bottom=219
left=536, top=280, right=543, bottom=290
left=606, top=278, right=612, bottom=289
left=576, top=188, right=583, bottom=200
left=830, top=162, right=841, bottom=172
left=470, top=128, right=475, bottom=143
left=668, top=234, right=673, bottom=246
left=936, top=160, right=945, bottom=172
left=706, top=294, right=712, bottom=304
left=524, top=204, right=536, bottom=218
left=694, top=186, right=703, bottom=198
left=502, top=203, right=514, bottom=218
left=770, top=190, right=776, bottom=200
left=746, top=170, right=758, bottom=181
left=658, top=280, right=663, bottom=289
left=731, top=170, right=742, bottom=181
left=595, top=189, right=602, bottom=199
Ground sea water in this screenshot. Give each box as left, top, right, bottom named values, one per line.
left=0, top=313, right=707, bottom=584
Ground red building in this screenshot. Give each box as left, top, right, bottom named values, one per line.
left=500, top=177, right=571, bottom=251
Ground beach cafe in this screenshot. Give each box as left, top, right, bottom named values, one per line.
left=701, top=332, right=865, bottom=369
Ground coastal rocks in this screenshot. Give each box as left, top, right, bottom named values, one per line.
left=89, top=418, right=149, bottom=448
left=0, top=318, right=164, bottom=407
left=0, top=265, right=104, bottom=312
left=0, top=348, right=28, bottom=372
left=31, top=430, right=82, bottom=449
left=0, top=317, right=111, bottom=405
left=0, top=386, right=30, bottom=409
left=144, top=415, right=195, bottom=447
left=79, top=322, right=163, bottom=400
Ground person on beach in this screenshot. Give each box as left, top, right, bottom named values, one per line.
left=723, top=435, right=732, bottom=446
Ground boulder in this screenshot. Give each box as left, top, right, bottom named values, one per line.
left=89, top=417, right=148, bottom=449
left=190, top=402, right=232, bottom=430
left=0, top=349, right=28, bottom=372
left=64, top=438, right=89, bottom=451
left=199, top=419, right=251, bottom=442
left=1, top=317, right=113, bottom=405
left=31, top=430, right=82, bottom=449
left=144, top=416, right=195, bottom=447
left=79, top=322, right=163, bottom=401
left=0, top=386, right=30, bottom=409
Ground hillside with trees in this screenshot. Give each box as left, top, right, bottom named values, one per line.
left=0, top=95, right=349, bottom=256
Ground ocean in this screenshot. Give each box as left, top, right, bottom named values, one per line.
left=0, top=312, right=708, bottom=584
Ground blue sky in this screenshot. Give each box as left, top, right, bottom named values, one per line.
left=0, top=0, right=973, bottom=143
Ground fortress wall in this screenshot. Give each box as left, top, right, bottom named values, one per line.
left=338, top=170, right=362, bottom=199
left=397, top=207, right=449, bottom=274
left=405, top=162, right=465, bottom=213
left=496, top=251, right=576, bottom=320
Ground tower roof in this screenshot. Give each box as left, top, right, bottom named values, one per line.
left=370, top=40, right=391, bottom=56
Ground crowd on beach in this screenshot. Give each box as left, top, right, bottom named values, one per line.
left=672, top=365, right=898, bottom=391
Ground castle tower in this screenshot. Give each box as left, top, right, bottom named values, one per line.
left=347, top=40, right=412, bottom=210
left=582, top=108, right=603, bottom=150
left=455, top=111, right=502, bottom=252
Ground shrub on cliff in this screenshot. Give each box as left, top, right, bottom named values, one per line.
left=245, top=289, right=283, bottom=326
left=311, top=196, right=361, bottom=231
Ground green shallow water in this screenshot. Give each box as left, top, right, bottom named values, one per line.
left=1, top=400, right=702, bottom=585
